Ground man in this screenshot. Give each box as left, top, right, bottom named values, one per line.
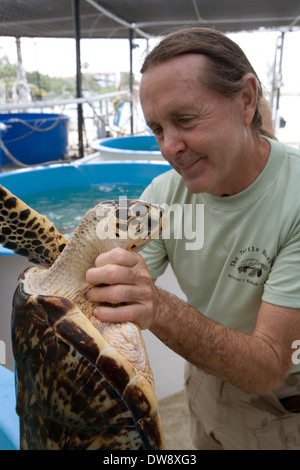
left=85, top=28, right=300, bottom=449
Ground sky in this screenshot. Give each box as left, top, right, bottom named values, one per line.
left=0, top=28, right=300, bottom=144
left=0, top=29, right=299, bottom=94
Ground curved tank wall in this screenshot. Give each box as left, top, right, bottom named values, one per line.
left=90, top=135, right=163, bottom=160
left=0, top=160, right=185, bottom=400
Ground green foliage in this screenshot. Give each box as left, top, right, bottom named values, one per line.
left=0, top=54, right=17, bottom=100
left=0, top=54, right=17, bottom=78
left=26, top=71, right=76, bottom=99
left=0, top=52, right=120, bottom=102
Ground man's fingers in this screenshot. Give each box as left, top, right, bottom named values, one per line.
left=92, top=301, right=153, bottom=330
left=86, top=281, right=152, bottom=304
left=86, top=264, right=134, bottom=286
left=94, top=247, right=138, bottom=268
left=84, top=246, right=157, bottom=329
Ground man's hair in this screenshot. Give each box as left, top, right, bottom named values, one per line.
left=141, top=27, right=274, bottom=139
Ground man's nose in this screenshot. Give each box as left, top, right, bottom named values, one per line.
left=160, top=129, right=186, bottom=160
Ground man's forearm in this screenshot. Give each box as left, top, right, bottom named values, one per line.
left=85, top=249, right=295, bottom=394
left=150, top=288, right=290, bottom=395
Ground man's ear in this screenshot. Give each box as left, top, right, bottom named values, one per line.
left=241, top=73, right=259, bottom=126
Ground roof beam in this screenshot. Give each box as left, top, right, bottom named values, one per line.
left=84, top=0, right=152, bottom=39
left=137, top=15, right=299, bottom=29
left=289, top=14, right=300, bottom=29
left=192, top=0, right=203, bottom=21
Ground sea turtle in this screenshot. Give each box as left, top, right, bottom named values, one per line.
left=0, top=184, right=166, bottom=450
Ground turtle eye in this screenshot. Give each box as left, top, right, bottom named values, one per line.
left=135, top=224, right=142, bottom=234
left=131, top=202, right=148, bottom=218
left=116, top=222, right=128, bottom=233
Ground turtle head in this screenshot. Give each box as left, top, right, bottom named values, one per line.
left=95, top=199, right=168, bottom=252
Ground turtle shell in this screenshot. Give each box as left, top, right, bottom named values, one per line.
left=12, top=270, right=164, bottom=450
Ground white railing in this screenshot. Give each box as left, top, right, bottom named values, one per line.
left=0, top=90, right=130, bottom=112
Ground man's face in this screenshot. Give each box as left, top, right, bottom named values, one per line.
left=140, top=54, right=255, bottom=196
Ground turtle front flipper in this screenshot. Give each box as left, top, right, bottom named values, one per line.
left=12, top=283, right=165, bottom=450
left=0, top=185, right=67, bottom=267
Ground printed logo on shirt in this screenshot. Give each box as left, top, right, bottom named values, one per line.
left=228, top=246, right=274, bottom=287
left=237, top=259, right=268, bottom=278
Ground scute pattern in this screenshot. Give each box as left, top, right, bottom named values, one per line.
left=12, top=283, right=164, bottom=450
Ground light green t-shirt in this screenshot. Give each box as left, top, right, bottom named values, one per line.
left=140, top=138, right=300, bottom=371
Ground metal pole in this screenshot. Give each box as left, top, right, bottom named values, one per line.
left=74, top=0, right=84, bottom=159
left=129, top=29, right=134, bottom=135
left=271, top=31, right=285, bottom=133
left=15, top=37, right=32, bottom=103
left=275, top=32, right=285, bottom=115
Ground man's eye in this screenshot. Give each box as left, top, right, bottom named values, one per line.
left=152, top=126, right=163, bottom=136
left=178, top=116, right=194, bottom=125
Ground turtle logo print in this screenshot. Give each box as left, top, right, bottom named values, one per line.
left=228, top=246, right=273, bottom=286
left=237, top=259, right=268, bottom=278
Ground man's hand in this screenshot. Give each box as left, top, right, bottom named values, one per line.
left=85, top=247, right=158, bottom=329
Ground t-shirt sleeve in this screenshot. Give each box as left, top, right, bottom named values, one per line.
left=262, top=229, right=300, bottom=308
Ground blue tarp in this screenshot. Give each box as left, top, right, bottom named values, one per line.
left=0, top=365, right=19, bottom=450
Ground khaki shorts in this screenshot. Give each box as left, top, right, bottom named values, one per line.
left=184, top=363, right=300, bottom=450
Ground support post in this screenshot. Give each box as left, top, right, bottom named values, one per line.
left=74, top=0, right=84, bottom=158
left=271, top=31, right=285, bottom=134
left=129, top=29, right=134, bottom=135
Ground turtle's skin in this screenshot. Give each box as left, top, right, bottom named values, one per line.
left=0, top=184, right=166, bottom=450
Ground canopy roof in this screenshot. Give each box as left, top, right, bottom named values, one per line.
left=1, top=0, right=300, bottom=40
